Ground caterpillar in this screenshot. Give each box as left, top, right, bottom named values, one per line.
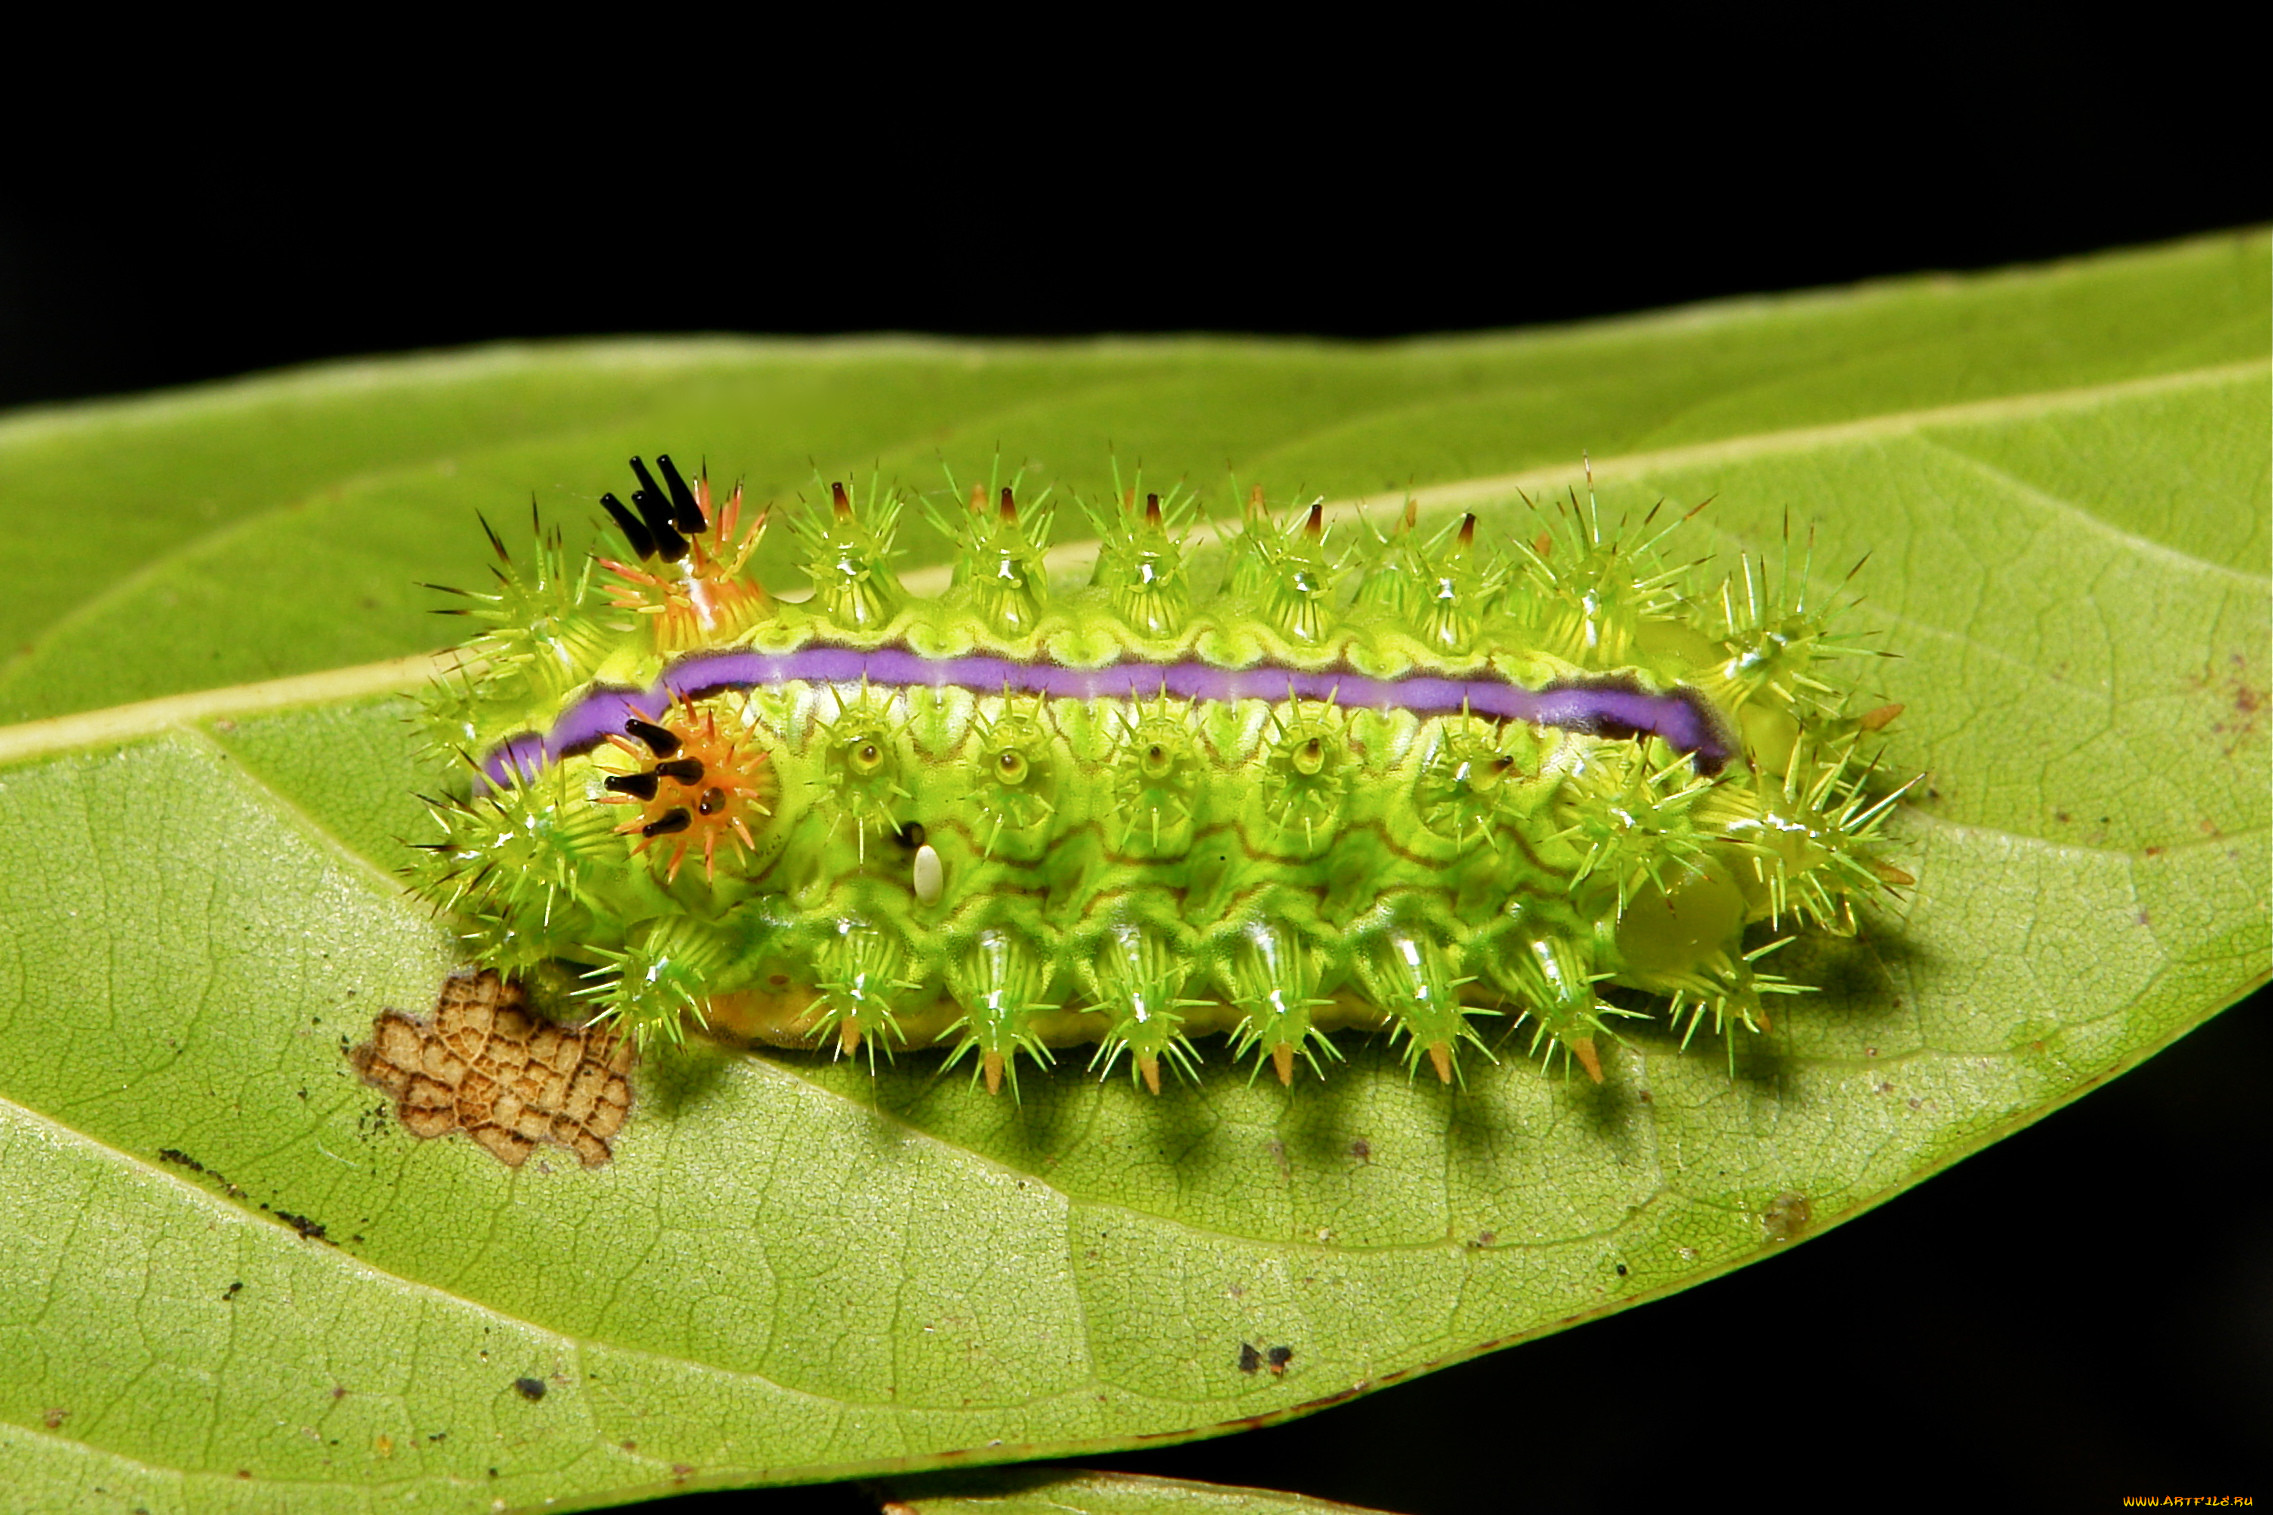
left=409, top=454, right=1911, bottom=1096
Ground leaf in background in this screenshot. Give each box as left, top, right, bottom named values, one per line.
left=0, top=232, right=2264, bottom=1514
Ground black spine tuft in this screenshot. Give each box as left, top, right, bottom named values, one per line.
left=601, top=493, right=657, bottom=560
left=653, top=757, right=706, bottom=784
left=626, top=458, right=691, bottom=558
left=624, top=718, right=682, bottom=758
left=642, top=808, right=693, bottom=837
left=656, top=454, right=707, bottom=534
left=604, top=772, right=662, bottom=801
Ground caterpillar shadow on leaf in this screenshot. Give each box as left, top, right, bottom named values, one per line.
left=405, top=452, right=1916, bottom=1105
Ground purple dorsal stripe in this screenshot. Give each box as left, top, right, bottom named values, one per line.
left=482, top=647, right=1733, bottom=785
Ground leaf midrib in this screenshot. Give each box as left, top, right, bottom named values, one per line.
left=943, top=358, right=2268, bottom=589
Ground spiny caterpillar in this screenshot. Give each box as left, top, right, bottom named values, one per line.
left=410, top=454, right=1912, bottom=1096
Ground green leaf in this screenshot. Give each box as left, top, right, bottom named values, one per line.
left=0, top=231, right=2264, bottom=1515
left=876, top=1467, right=1399, bottom=1515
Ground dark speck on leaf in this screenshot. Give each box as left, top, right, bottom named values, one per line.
left=1265, top=1345, right=1293, bottom=1375
left=270, top=1209, right=328, bottom=1243
left=513, top=1377, right=547, bottom=1402
left=1237, top=1343, right=1261, bottom=1374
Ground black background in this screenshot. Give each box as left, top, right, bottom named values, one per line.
left=3, top=40, right=2265, bottom=1514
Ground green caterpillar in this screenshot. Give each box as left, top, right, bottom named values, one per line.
left=411, top=455, right=1911, bottom=1095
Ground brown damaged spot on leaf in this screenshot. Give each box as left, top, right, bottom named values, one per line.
left=1761, top=1191, right=1814, bottom=1243
left=1235, top=1341, right=1295, bottom=1376
left=350, top=970, right=632, bottom=1168
left=2186, top=649, right=2268, bottom=756
left=157, top=1146, right=246, bottom=1199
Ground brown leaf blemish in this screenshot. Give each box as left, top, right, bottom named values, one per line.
left=157, top=1147, right=246, bottom=1200
left=1761, top=1191, right=1814, bottom=1243
left=269, top=1209, right=328, bottom=1242
left=2187, top=651, right=2268, bottom=754
left=350, top=970, right=632, bottom=1169
left=1232, top=1342, right=1292, bottom=1377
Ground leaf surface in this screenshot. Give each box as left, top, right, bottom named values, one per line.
left=877, top=1467, right=1399, bottom=1515
left=0, top=233, right=2265, bottom=1514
